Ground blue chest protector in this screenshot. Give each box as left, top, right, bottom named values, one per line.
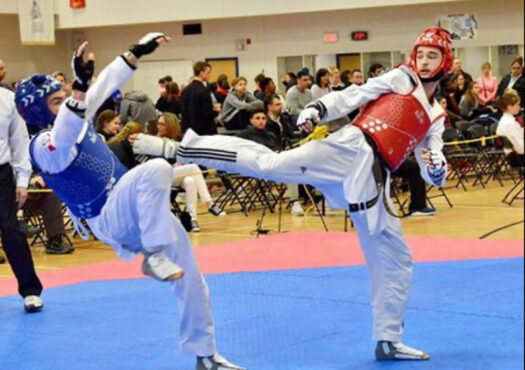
left=30, top=125, right=128, bottom=219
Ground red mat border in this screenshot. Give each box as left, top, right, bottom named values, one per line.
left=1, top=231, right=523, bottom=297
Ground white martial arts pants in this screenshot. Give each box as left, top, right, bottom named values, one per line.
left=178, top=127, right=413, bottom=342
left=172, top=164, right=213, bottom=220
left=88, top=158, right=217, bottom=356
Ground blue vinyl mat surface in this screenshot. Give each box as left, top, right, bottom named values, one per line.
left=0, top=258, right=523, bottom=370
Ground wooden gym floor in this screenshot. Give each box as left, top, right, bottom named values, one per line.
left=0, top=180, right=523, bottom=279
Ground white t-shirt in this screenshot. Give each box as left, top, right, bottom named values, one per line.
left=496, top=113, right=524, bottom=155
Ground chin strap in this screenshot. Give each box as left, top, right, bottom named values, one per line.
left=419, top=69, right=446, bottom=83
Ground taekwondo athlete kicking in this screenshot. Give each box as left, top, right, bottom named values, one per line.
left=15, top=33, right=244, bottom=370
left=175, top=27, right=453, bottom=361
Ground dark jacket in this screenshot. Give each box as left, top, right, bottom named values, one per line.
left=181, top=80, right=217, bottom=135
left=266, top=112, right=295, bottom=148
left=107, top=140, right=137, bottom=170
left=237, top=126, right=279, bottom=151
left=155, top=96, right=181, bottom=116
left=497, top=74, right=525, bottom=108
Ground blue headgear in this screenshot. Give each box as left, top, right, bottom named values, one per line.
left=111, top=89, right=123, bottom=103
left=15, top=74, right=62, bottom=129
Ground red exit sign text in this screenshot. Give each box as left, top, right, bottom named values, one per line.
left=351, top=31, right=368, bottom=41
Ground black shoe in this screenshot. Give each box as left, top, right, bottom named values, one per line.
left=196, top=353, right=245, bottom=370
left=46, top=234, right=75, bottom=255
left=18, top=219, right=41, bottom=238
left=375, top=341, right=430, bottom=361
left=0, top=253, right=5, bottom=264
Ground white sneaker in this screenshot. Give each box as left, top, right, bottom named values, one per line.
left=196, top=353, right=245, bottom=370
left=142, top=251, right=184, bottom=281
left=190, top=219, right=201, bottom=232
left=291, top=201, right=304, bottom=216
left=24, top=295, right=43, bottom=313
left=375, top=341, right=430, bottom=361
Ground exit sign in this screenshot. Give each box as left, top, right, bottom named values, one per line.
left=323, top=32, right=339, bottom=43
left=351, top=31, right=368, bottom=41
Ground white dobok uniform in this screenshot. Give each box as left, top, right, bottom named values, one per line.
left=30, top=57, right=216, bottom=356
left=177, top=65, right=447, bottom=342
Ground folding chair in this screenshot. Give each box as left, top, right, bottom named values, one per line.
left=500, top=138, right=525, bottom=206
left=389, top=175, right=410, bottom=216
left=213, top=173, right=250, bottom=215
left=170, top=187, right=186, bottom=217
left=443, top=128, right=469, bottom=191
left=21, top=207, right=47, bottom=247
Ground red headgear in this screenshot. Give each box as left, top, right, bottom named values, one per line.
left=409, top=27, right=453, bottom=79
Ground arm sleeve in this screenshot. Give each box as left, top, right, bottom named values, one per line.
left=496, top=76, right=508, bottom=98
left=8, top=106, right=31, bottom=187
left=119, top=99, right=130, bottom=124
left=414, top=118, right=448, bottom=187
left=458, top=97, right=471, bottom=119
left=227, top=94, right=256, bottom=110
left=85, top=56, right=135, bottom=123
left=50, top=98, right=87, bottom=151
left=286, top=89, right=301, bottom=116
left=317, top=69, right=408, bottom=121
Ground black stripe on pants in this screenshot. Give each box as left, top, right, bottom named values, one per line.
left=0, top=163, right=43, bottom=297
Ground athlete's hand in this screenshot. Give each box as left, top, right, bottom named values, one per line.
left=30, top=176, right=46, bottom=189
left=297, top=107, right=320, bottom=133
left=15, top=187, right=28, bottom=209
left=421, top=148, right=444, bottom=170
left=71, top=41, right=95, bottom=92
left=129, top=32, right=171, bottom=59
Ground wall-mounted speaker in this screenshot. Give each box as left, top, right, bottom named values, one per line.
left=183, top=23, right=202, bottom=35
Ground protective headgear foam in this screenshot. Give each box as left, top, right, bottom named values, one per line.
left=15, top=74, right=62, bottom=129
left=409, top=27, right=453, bottom=82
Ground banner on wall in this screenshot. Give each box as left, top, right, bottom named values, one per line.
left=437, top=14, right=478, bottom=40
left=18, top=0, right=55, bottom=45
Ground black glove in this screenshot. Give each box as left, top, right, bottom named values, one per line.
left=129, top=32, right=166, bottom=59
left=71, top=50, right=94, bottom=92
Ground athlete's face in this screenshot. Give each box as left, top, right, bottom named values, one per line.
left=438, top=97, right=447, bottom=111
left=200, top=67, right=212, bottom=83
left=104, top=116, right=120, bottom=135
left=416, top=46, right=443, bottom=79
left=157, top=116, right=168, bottom=137
left=472, top=82, right=481, bottom=95
left=250, top=112, right=267, bottom=130
left=507, top=101, right=521, bottom=116
left=267, top=97, right=282, bottom=116
left=0, top=60, right=6, bottom=83
left=510, top=62, right=523, bottom=77
left=234, top=79, right=247, bottom=95
left=46, top=90, right=66, bottom=115
left=319, top=73, right=330, bottom=87
left=352, top=71, right=364, bottom=85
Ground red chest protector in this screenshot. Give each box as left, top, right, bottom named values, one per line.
left=352, top=92, right=432, bottom=171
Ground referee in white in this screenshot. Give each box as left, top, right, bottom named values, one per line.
left=0, top=82, right=43, bottom=312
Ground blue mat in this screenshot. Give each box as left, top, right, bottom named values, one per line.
left=0, top=258, right=523, bottom=370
